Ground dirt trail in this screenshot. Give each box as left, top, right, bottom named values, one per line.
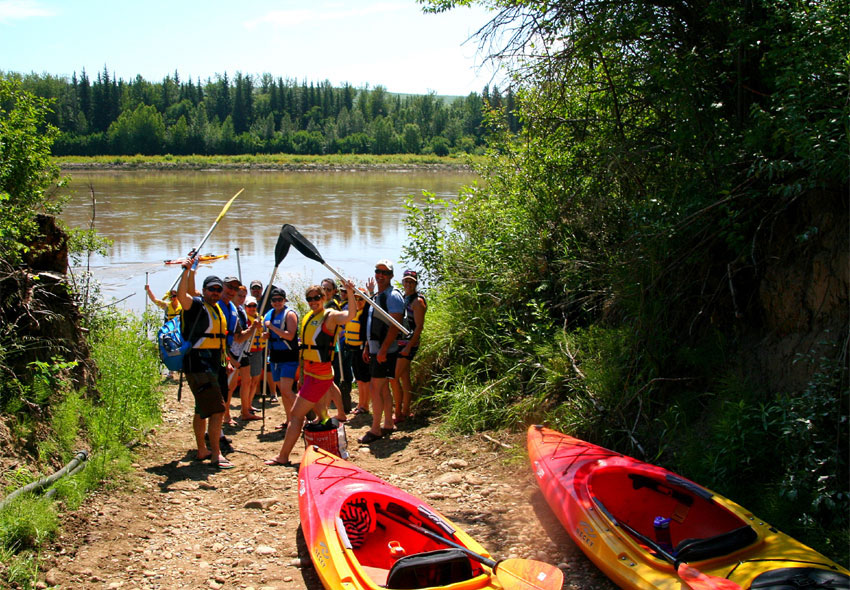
left=40, top=385, right=616, bottom=590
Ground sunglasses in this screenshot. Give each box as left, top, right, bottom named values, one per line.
left=322, top=286, right=335, bottom=291
left=375, top=268, right=392, bottom=276
left=305, top=295, right=322, bottom=302
left=206, top=286, right=223, bottom=293
left=271, top=297, right=284, bottom=302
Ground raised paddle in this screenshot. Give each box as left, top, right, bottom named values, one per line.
left=594, top=499, right=742, bottom=590
left=278, top=224, right=411, bottom=337
left=256, top=225, right=293, bottom=430
left=234, top=246, right=242, bottom=283
left=167, top=188, right=245, bottom=292
left=375, top=505, right=563, bottom=590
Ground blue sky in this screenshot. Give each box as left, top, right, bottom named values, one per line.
left=1, top=0, right=502, bottom=95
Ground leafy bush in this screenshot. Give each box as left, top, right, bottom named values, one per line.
left=0, top=79, right=65, bottom=264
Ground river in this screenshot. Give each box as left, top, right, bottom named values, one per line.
left=61, top=169, right=476, bottom=313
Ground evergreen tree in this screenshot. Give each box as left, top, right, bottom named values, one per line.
left=77, top=69, right=91, bottom=123
left=232, top=72, right=248, bottom=134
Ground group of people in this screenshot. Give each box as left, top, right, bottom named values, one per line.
left=148, top=256, right=426, bottom=469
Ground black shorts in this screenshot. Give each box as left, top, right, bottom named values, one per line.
left=369, top=351, right=398, bottom=379
left=346, top=345, right=371, bottom=383
left=230, top=351, right=251, bottom=368
left=398, top=345, right=419, bottom=362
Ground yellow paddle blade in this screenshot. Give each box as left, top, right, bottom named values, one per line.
left=494, top=558, right=564, bottom=590
left=214, top=188, right=245, bottom=224
left=677, top=563, right=742, bottom=590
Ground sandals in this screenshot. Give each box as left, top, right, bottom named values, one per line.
left=358, top=431, right=383, bottom=444
left=352, top=406, right=369, bottom=415
left=264, top=458, right=293, bottom=467
left=212, top=459, right=235, bottom=470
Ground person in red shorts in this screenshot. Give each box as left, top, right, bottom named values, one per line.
left=264, top=280, right=356, bottom=466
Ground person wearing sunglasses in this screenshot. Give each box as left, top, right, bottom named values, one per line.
left=244, top=295, right=267, bottom=420
left=175, top=259, right=234, bottom=469
left=394, top=270, right=427, bottom=424
left=359, top=259, right=405, bottom=444
left=345, top=288, right=372, bottom=416
left=264, top=280, right=356, bottom=467
left=263, top=287, right=299, bottom=427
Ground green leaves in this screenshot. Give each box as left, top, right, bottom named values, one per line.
left=0, top=79, right=63, bottom=264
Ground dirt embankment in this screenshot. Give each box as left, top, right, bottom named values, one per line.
left=38, top=384, right=615, bottom=590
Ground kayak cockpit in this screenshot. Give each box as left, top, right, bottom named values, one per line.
left=589, top=466, right=758, bottom=561
left=336, top=496, right=490, bottom=589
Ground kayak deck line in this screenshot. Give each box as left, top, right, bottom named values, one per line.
left=300, top=445, right=562, bottom=590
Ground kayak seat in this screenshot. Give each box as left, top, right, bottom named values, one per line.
left=340, top=497, right=377, bottom=549
left=385, top=549, right=474, bottom=589
left=629, top=473, right=694, bottom=506
left=674, top=525, right=758, bottom=563
left=748, top=567, right=850, bottom=589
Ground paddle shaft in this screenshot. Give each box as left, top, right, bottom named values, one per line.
left=375, top=506, right=496, bottom=568
left=168, top=188, right=244, bottom=292
left=320, top=262, right=411, bottom=338
left=235, top=247, right=242, bottom=283
left=258, top=266, right=279, bottom=426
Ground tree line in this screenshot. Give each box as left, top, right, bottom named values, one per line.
left=2, top=68, right=520, bottom=156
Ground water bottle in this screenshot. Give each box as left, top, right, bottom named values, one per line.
left=653, top=516, right=673, bottom=553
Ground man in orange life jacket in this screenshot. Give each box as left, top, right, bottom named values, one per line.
left=176, top=257, right=234, bottom=469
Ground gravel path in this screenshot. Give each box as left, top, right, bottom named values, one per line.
left=40, top=386, right=616, bottom=590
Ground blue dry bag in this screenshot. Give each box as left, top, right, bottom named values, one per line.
left=157, top=315, right=192, bottom=371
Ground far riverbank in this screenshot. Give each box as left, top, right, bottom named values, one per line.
left=55, top=153, right=481, bottom=172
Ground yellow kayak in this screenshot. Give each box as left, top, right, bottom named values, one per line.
left=298, top=444, right=563, bottom=590
left=527, top=425, right=849, bottom=590
left=163, top=253, right=228, bottom=265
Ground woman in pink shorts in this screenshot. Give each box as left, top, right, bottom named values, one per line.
left=264, top=280, right=356, bottom=466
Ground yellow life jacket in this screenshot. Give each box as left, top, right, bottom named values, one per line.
left=344, top=307, right=366, bottom=347
left=165, top=299, right=182, bottom=321
left=190, top=301, right=227, bottom=354
left=300, top=309, right=335, bottom=379
left=247, top=312, right=267, bottom=351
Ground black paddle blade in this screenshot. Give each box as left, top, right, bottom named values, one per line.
left=282, top=224, right=325, bottom=264
left=274, top=225, right=292, bottom=266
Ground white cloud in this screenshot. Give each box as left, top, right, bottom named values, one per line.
left=243, top=2, right=403, bottom=30
left=0, top=0, right=54, bottom=24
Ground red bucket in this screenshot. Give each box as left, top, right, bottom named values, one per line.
left=303, top=418, right=349, bottom=459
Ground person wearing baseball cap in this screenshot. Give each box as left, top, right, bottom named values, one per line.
left=264, top=286, right=298, bottom=418
left=175, top=259, right=233, bottom=469
left=359, top=259, right=405, bottom=444
left=394, top=269, right=426, bottom=424
left=244, top=294, right=269, bottom=422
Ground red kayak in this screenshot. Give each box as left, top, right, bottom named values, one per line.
left=298, top=444, right=563, bottom=590
left=527, top=425, right=849, bottom=590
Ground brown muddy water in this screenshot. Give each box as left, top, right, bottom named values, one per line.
left=61, top=169, right=476, bottom=313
